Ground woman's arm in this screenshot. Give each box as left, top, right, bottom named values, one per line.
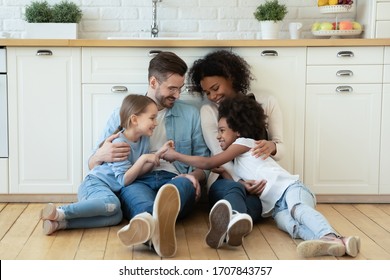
left=252, top=94, right=285, bottom=160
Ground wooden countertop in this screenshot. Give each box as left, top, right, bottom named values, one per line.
left=1, top=38, right=390, bottom=47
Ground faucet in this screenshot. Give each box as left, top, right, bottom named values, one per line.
left=151, top=0, right=162, bottom=38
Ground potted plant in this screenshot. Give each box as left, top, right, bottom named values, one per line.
left=253, top=0, right=288, bottom=39
left=24, top=0, right=83, bottom=39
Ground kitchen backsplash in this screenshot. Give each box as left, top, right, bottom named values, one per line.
left=0, top=0, right=359, bottom=39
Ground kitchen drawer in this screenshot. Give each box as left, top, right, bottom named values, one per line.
left=377, top=2, right=390, bottom=20
left=307, top=65, right=383, bottom=84
left=82, top=47, right=219, bottom=84
left=376, top=21, right=390, bottom=38
left=307, top=47, right=384, bottom=65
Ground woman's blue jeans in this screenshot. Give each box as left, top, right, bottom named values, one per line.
left=208, top=178, right=263, bottom=223
left=118, top=171, right=196, bottom=221
left=60, top=175, right=123, bottom=229
left=273, top=182, right=337, bottom=240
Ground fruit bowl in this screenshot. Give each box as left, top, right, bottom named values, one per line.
left=319, top=5, right=353, bottom=13
left=312, top=29, right=362, bottom=38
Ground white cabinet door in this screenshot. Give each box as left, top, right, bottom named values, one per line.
left=305, top=84, right=382, bottom=195
left=7, top=47, right=82, bottom=194
left=232, top=47, right=306, bottom=176
left=0, top=159, right=8, bottom=194
left=380, top=47, right=390, bottom=193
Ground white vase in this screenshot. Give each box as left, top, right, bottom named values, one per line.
left=260, top=21, right=281, bottom=39
left=25, top=23, right=78, bottom=39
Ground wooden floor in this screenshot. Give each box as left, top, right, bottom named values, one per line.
left=1, top=202, right=390, bottom=260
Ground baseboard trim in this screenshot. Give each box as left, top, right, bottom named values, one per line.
left=0, top=194, right=77, bottom=203
left=316, top=194, right=390, bottom=203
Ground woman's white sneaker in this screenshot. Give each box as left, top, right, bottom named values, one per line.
left=226, top=212, right=253, bottom=246
left=205, top=200, right=232, bottom=249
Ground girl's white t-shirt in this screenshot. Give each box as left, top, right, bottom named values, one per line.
left=233, top=137, right=299, bottom=217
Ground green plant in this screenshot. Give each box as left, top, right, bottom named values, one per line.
left=24, top=0, right=83, bottom=23
left=25, top=0, right=52, bottom=23
left=253, top=0, right=288, bottom=22
left=52, top=1, right=83, bottom=23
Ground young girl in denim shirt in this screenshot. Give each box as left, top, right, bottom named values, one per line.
left=41, top=94, right=171, bottom=235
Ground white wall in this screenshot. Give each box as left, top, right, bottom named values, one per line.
left=0, top=0, right=360, bottom=39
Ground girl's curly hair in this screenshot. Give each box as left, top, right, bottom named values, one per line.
left=188, top=50, right=254, bottom=95
left=218, top=95, right=268, bottom=141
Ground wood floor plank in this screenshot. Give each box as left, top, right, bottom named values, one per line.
left=321, top=204, right=390, bottom=260
left=0, top=203, right=7, bottom=211
left=43, top=229, right=84, bottom=259
left=0, top=203, right=39, bottom=259
left=16, top=203, right=57, bottom=259
left=75, top=227, right=110, bottom=260
left=354, top=204, right=390, bottom=232
left=0, top=203, right=28, bottom=241
left=376, top=204, right=390, bottom=216
left=181, top=206, right=220, bottom=260
left=257, top=218, right=303, bottom=260
left=3, top=203, right=390, bottom=260
left=243, top=220, right=278, bottom=260
left=104, top=222, right=133, bottom=260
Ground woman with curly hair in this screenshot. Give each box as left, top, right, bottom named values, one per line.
left=186, top=50, right=284, bottom=248
left=162, top=96, right=361, bottom=258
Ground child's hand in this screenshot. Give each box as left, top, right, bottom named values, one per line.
left=141, top=154, right=161, bottom=166
left=156, top=140, right=175, bottom=158
left=161, top=147, right=177, bottom=163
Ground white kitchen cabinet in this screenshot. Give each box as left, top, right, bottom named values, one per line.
left=0, top=159, right=8, bottom=194
left=7, top=47, right=82, bottom=194
left=380, top=47, right=390, bottom=194
left=357, top=0, right=390, bottom=38
left=232, top=47, right=306, bottom=176
left=82, top=47, right=218, bottom=176
left=305, top=47, right=383, bottom=195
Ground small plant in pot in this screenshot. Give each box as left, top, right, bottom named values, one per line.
left=253, top=0, right=288, bottom=39
left=24, top=0, right=83, bottom=39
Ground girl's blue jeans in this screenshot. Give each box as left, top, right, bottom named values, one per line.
left=60, top=175, right=123, bottom=229
left=208, top=178, right=263, bottom=223
left=118, top=171, right=196, bottom=221
left=273, top=181, right=337, bottom=240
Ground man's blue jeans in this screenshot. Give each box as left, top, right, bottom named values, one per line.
left=118, top=171, right=196, bottom=220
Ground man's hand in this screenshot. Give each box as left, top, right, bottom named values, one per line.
left=89, top=133, right=130, bottom=169
left=174, top=174, right=202, bottom=202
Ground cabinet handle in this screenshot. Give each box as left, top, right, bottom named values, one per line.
left=36, top=50, right=53, bottom=56
left=337, top=51, right=354, bottom=58
left=336, top=70, right=353, bottom=77
left=336, top=86, right=353, bottom=93
left=111, top=86, right=128, bottom=93
left=261, top=50, right=278, bottom=57
left=149, top=50, right=162, bottom=57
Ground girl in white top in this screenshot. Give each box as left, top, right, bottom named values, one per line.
left=163, top=95, right=361, bottom=258
left=187, top=50, right=284, bottom=248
